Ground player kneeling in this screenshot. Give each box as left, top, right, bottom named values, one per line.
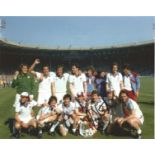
left=88, top=90, right=110, bottom=134
left=116, top=90, right=144, bottom=138
left=13, top=92, right=37, bottom=138
left=37, top=96, right=60, bottom=138
left=74, top=93, right=88, bottom=119
left=74, top=93, right=97, bottom=137
left=50, top=94, right=79, bottom=136
left=103, top=89, right=124, bottom=135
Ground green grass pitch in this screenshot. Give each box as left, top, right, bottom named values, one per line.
left=0, top=76, right=154, bottom=139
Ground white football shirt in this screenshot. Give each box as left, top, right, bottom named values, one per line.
left=123, top=98, right=143, bottom=119
left=106, top=72, right=123, bottom=96
left=58, top=102, right=75, bottom=115
left=36, top=72, right=54, bottom=93
left=69, top=73, right=86, bottom=96
left=53, top=73, right=69, bottom=93
left=15, top=102, right=34, bottom=119
left=123, top=75, right=132, bottom=91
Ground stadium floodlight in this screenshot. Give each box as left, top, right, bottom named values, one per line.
left=0, top=19, right=6, bottom=29
left=153, top=23, right=155, bottom=39
left=68, top=45, right=72, bottom=49
left=0, top=19, right=6, bottom=39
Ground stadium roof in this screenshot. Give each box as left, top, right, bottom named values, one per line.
left=0, top=39, right=154, bottom=51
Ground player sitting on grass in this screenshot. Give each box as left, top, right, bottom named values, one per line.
left=116, top=90, right=144, bottom=138
left=74, top=93, right=88, bottom=119
left=13, top=92, right=37, bottom=138
left=50, top=94, right=79, bottom=136
left=37, top=96, right=60, bottom=138
left=88, top=90, right=110, bottom=134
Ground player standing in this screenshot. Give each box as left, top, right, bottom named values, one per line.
left=95, top=70, right=107, bottom=98
left=69, top=64, right=87, bottom=101
left=123, top=64, right=140, bottom=101
left=86, top=66, right=96, bottom=97
left=12, top=64, right=35, bottom=108
left=106, top=63, right=123, bottom=97
left=52, top=65, right=69, bottom=103
left=29, top=59, right=55, bottom=106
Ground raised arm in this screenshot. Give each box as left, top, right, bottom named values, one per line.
left=29, top=58, right=40, bottom=76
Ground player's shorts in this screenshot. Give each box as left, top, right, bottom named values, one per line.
left=55, top=92, right=66, bottom=104
left=19, top=116, right=34, bottom=124
left=37, top=92, right=51, bottom=106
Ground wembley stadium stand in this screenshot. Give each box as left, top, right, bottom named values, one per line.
left=0, top=39, right=154, bottom=75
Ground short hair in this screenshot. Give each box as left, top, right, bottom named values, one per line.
left=42, top=65, right=50, bottom=69
left=19, top=64, right=28, bottom=73
left=72, top=63, right=80, bottom=69
left=87, top=66, right=95, bottom=73
left=63, top=94, right=72, bottom=101
left=19, top=64, right=28, bottom=68
left=119, top=89, right=129, bottom=98
left=111, top=62, right=119, bottom=68
left=48, top=96, right=57, bottom=104
left=123, top=64, right=131, bottom=70
left=91, top=90, right=100, bottom=96
left=56, top=65, right=64, bottom=70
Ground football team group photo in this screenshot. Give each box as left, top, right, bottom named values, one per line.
left=0, top=16, right=154, bottom=139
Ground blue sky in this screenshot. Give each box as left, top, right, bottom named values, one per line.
left=0, top=16, right=154, bottom=48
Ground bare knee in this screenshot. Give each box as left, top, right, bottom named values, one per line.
left=15, top=122, right=21, bottom=129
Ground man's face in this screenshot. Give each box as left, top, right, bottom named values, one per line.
left=112, top=65, right=118, bottom=73
left=21, top=66, right=28, bottom=74
left=123, top=68, right=129, bottom=75
left=21, top=96, right=29, bottom=103
left=107, top=92, right=113, bottom=99
left=100, top=71, right=105, bottom=78
left=72, top=66, right=78, bottom=74
left=87, top=70, right=93, bottom=77
left=64, top=98, right=70, bottom=106
left=42, top=67, right=49, bottom=76
left=77, top=95, right=84, bottom=103
left=49, top=100, right=57, bottom=108
left=92, top=94, right=98, bottom=102
left=120, top=93, right=128, bottom=103
left=56, top=67, right=63, bottom=76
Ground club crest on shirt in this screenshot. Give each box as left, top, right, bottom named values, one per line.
left=27, top=76, right=30, bottom=79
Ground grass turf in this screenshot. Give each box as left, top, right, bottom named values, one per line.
left=0, top=76, right=154, bottom=139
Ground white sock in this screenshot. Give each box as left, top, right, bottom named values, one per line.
left=72, top=128, right=76, bottom=133
left=50, top=122, right=59, bottom=132
left=137, top=128, right=142, bottom=134
left=39, top=129, right=42, bottom=134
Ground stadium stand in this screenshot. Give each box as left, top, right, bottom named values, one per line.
left=0, top=39, right=154, bottom=75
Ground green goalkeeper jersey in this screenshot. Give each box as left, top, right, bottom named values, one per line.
left=12, top=73, right=35, bottom=95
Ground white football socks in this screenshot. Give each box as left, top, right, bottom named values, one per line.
left=50, top=122, right=59, bottom=132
